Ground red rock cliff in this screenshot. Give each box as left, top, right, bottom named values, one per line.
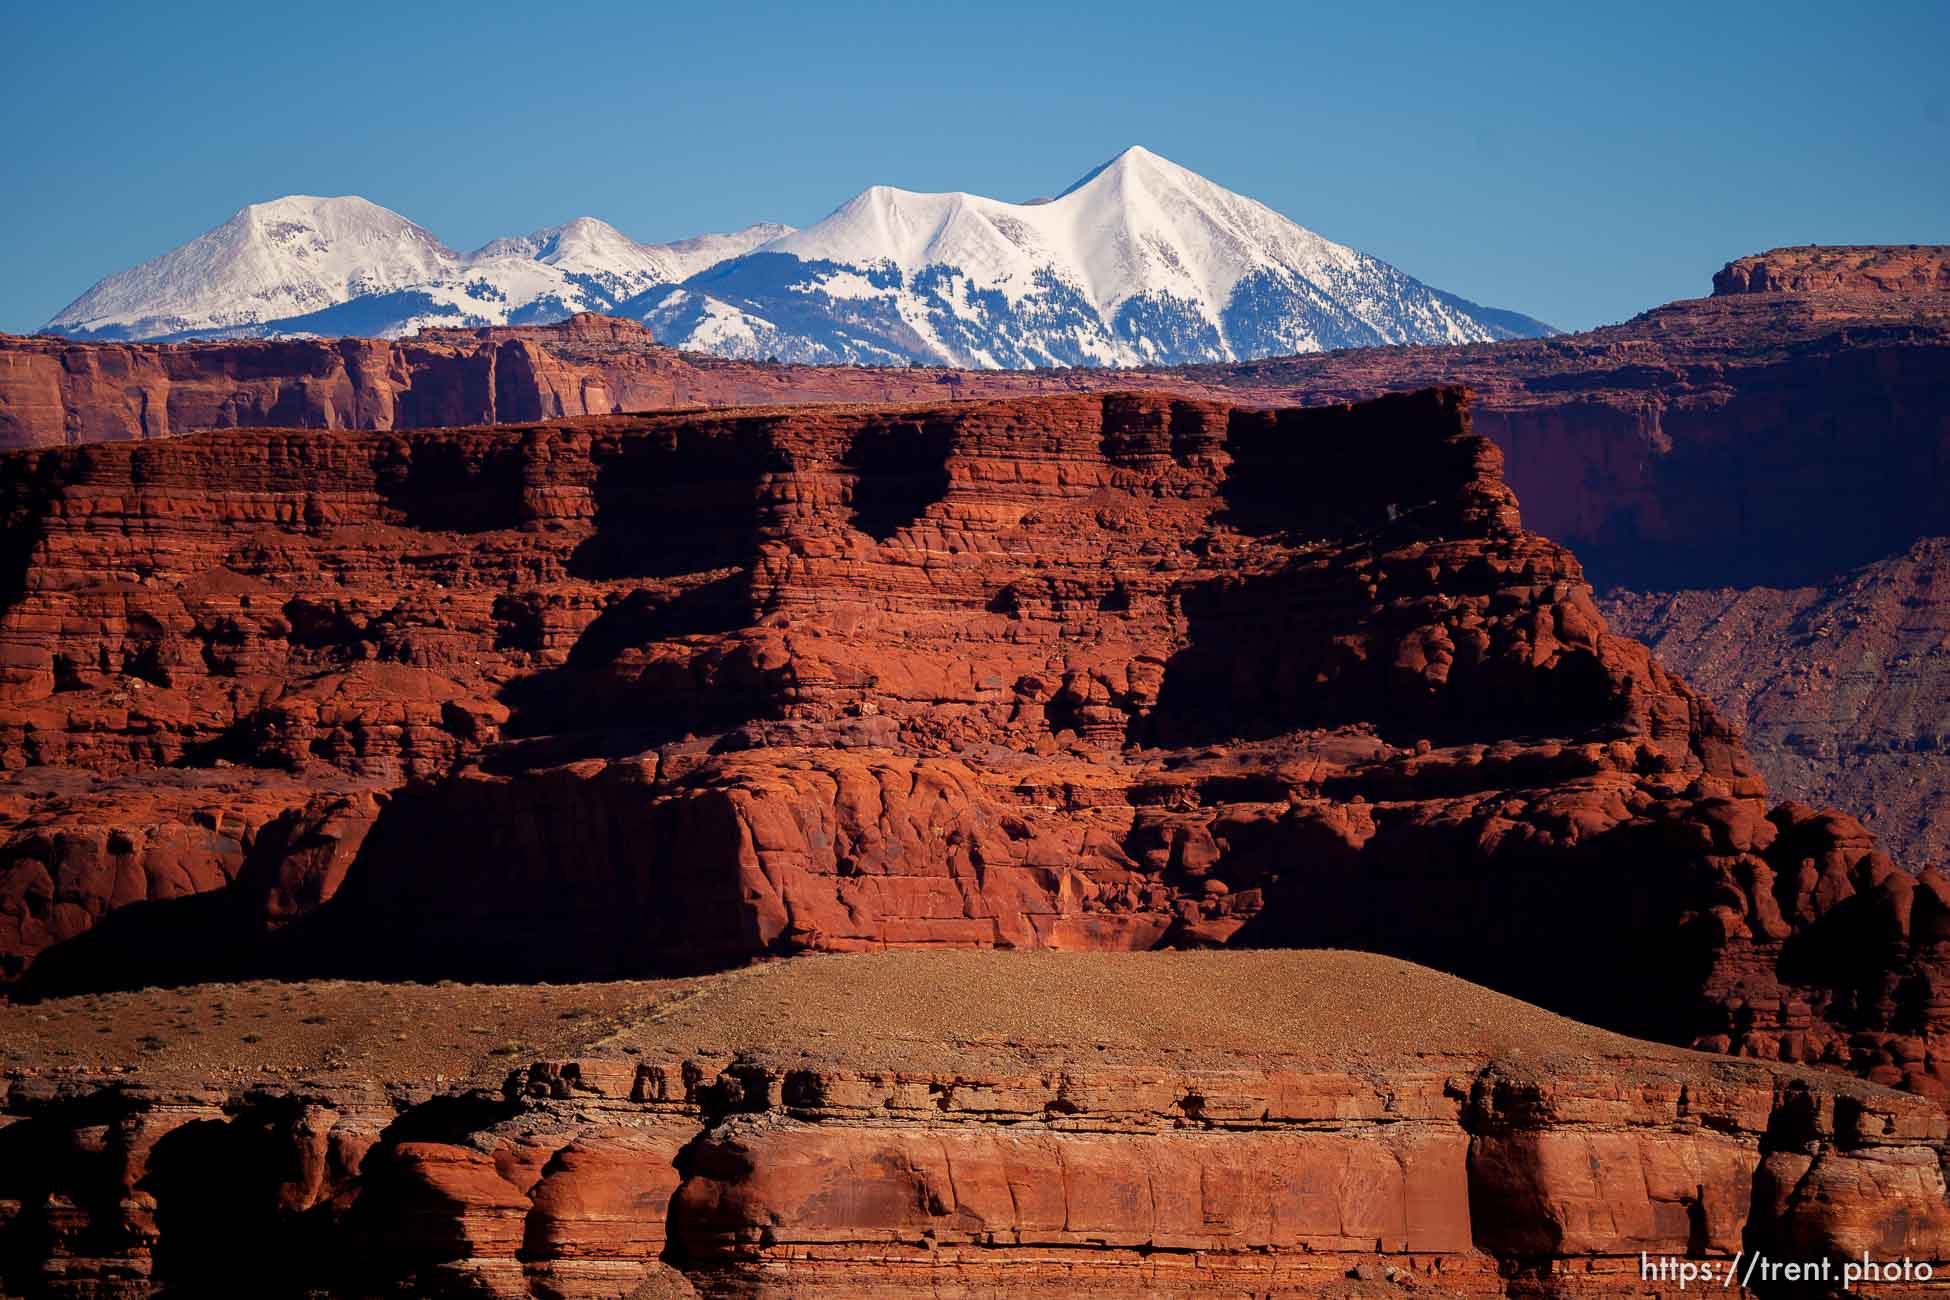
left=0, top=389, right=1943, bottom=1108
left=1712, top=245, right=1950, bottom=298
left=6, top=951, right=1949, bottom=1299
left=0, top=315, right=1106, bottom=452
left=12, top=249, right=1948, bottom=599
left=16, top=255, right=1949, bottom=878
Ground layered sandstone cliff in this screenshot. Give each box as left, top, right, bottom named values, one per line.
left=0, top=315, right=696, bottom=448
left=5, top=951, right=1948, bottom=1299
left=0, top=315, right=1106, bottom=453
left=0, top=388, right=1945, bottom=1111
left=1188, top=250, right=1950, bottom=867
left=8, top=248, right=1948, bottom=600
left=13, top=253, right=1950, bottom=877
left=1712, top=245, right=1950, bottom=299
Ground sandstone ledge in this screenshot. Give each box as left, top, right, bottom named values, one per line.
left=4, top=951, right=1948, bottom=1298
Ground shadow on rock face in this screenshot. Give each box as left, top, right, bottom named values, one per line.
left=11, top=890, right=273, bottom=999
left=143, top=1102, right=355, bottom=1295
left=566, top=428, right=770, bottom=581
left=13, top=767, right=768, bottom=996
left=494, top=572, right=771, bottom=766
left=376, top=438, right=532, bottom=534
left=1215, top=390, right=1482, bottom=539
left=1228, top=811, right=1725, bottom=1043
left=1134, top=550, right=1623, bottom=754
left=842, top=413, right=956, bottom=541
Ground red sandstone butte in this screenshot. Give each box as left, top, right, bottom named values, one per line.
left=1711, top=244, right=1950, bottom=298
left=0, top=386, right=1944, bottom=1111
left=11, top=253, right=1950, bottom=894
left=6, top=246, right=1947, bottom=601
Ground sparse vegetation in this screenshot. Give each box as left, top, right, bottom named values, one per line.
left=3, top=979, right=675, bottom=1085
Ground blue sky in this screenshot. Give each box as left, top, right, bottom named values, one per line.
left=3, top=0, right=1944, bottom=335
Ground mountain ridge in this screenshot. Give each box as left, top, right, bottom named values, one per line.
left=47, top=197, right=792, bottom=342
left=633, top=145, right=1557, bottom=366
left=44, top=148, right=1553, bottom=365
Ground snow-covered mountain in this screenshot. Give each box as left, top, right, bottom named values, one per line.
left=49, top=196, right=459, bottom=340
left=471, top=217, right=795, bottom=303
left=628, top=147, right=1554, bottom=365
left=47, top=198, right=790, bottom=341
left=45, top=148, right=1552, bottom=363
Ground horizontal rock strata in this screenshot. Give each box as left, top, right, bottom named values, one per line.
left=0, top=389, right=1944, bottom=1110
left=12, top=257, right=1950, bottom=875
left=12, top=252, right=1950, bottom=871
left=0, top=315, right=1099, bottom=452
left=6, top=251, right=1948, bottom=598
left=4, top=952, right=1948, bottom=1298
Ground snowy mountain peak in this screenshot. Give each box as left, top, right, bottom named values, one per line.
left=43, top=152, right=1551, bottom=362
left=753, top=144, right=1365, bottom=327
left=475, top=216, right=642, bottom=265
left=238, top=193, right=425, bottom=230
left=668, top=147, right=1554, bottom=368
left=649, top=223, right=797, bottom=282
left=551, top=214, right=624, bottom=241
left=48, top=200, right=793, bottom=342
left=1054, top=143, right=1168, bottom=198
left=49, top=195, right=460, bottom=339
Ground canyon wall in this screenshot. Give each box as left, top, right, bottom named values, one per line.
left=1604, top=539, right=1950, bottom=866
left=12, top=247, right=1950, bottom=877
left=0, top=315, right=1100, bottom=452
left=9, top=247, right=1949, bottom=601
left=1, top=390, right=1947, bottom=1108
left=6, top=952, right=1950, bottom=1299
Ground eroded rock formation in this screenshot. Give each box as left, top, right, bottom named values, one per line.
left=1712, top=245, right=1950, bottom=298
left=5, top=951, right=1949, bottom=1299
left=14, top=254, right=1950, bottom=881
left=0, top=388, right=1945, bottom=1111
left=0, top=315, right=1103, bottom=453
left=8, top=247, right=1949, bottom=600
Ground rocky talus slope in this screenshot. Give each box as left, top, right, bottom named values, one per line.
left=1604, top=538, right=1950, bottom=866
left=5, top=952, right=1949, bottom=1298
left=1, top=387, right=1946, bottom=1104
